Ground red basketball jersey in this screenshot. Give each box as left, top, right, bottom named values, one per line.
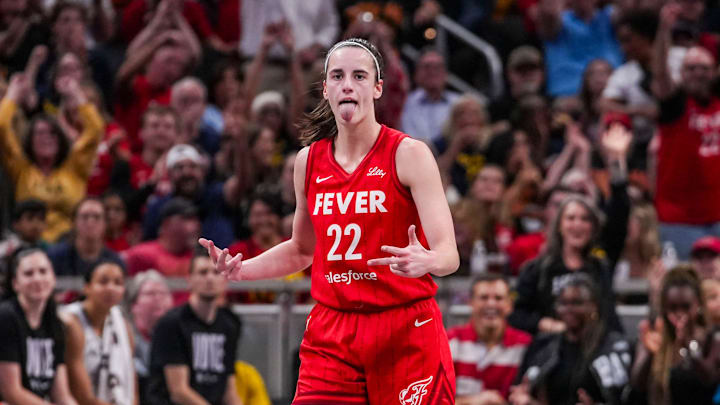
left=305, top=125, right=438, bottom=311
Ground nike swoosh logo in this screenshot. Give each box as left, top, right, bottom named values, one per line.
left=316, top=175, right=333, bottom=183
left=414, top=318, right=432, bottom=327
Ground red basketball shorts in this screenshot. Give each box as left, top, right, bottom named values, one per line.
left=292, top=298, right=456, bottom=405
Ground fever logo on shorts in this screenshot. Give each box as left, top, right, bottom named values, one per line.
left=399, top=376, right=433, bottom=405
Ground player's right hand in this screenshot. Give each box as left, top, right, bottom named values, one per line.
left=198, top=238, right=244, bottom=280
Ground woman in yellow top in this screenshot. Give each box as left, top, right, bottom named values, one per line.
left=0, top=73, right=105, bottom=242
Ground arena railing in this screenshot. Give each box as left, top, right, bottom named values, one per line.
left=54, top=276, right=649, bottom=401
left=400, top=14, right=504, bottom=101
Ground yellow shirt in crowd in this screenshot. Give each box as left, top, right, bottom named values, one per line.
left=0, top=98, right=104, bottom=242
left=235, top=360, right=272, bottom=405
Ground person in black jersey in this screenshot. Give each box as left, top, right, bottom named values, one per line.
left=510, top=273, right=632, bottom=405
left=148, top=249, right=242, bottom=405
left=0, top=247, right=77, bottom=404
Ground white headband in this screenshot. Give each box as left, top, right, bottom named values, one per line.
left=324, top=41, right=382, bottom=81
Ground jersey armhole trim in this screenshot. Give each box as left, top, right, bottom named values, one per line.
left=391, top=135, right=414, bottom=200
left=305, top=142, right=317, bottom=198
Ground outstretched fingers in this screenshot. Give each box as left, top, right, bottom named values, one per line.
left=407, top=224, right=419, bottom=245
left=199, top=238, right=222, bottom=264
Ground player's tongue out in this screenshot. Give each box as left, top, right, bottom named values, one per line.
left=338, top=100, right=358, bottom=121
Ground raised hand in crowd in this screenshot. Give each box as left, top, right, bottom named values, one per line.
left=576, top=388, right=595, bottom=405
left=57, top=76, right=88, bottom=107
left=509, top=380, right=541, bottom=405
left=0, top=18, right=30, bottom=57
left=638, top=318, right=663, bottom=354
left=19, top=44, right=47, bottom=110
left=5, top=72, right=31, bottom=103
left=601, top=123, right=632, bottom=162
left=537, top=316, right=566, bottom=333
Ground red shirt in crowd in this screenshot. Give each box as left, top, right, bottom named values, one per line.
left=114, top=75, right=172, bottom=154
left=655, top=91, right=720, bottom=224
left=447, top=323, right=531, bottom=398
left=228, top=238, right=267, bottom=259
left=505, top=232, right=545, bottom=274
left=123, top=240, right=193, bottom=277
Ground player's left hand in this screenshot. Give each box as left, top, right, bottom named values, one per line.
left=367, top=225, right=435, bottom=278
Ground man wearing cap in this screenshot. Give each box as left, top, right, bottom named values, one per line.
left=250, top=90, right=287, bottom=138
left=690, top=236, right=720, bottom=279
left=400, top=48, right=460, bottom=144
left=142, top=144, right=235, bottom=248
left=128, top=197, right=201, bottom=276
left=489, top=45, right=545, bottom=124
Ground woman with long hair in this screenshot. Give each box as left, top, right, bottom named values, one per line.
left=0, top=248, right=78, bottom=404
left=201, top=37, right=459, bottom=403
left=0, top=72, right=104, bottom=242
left=579, top=59, right=613, bottom=142
left=630, top=266, right=720, bottom=405
left=509, top=194, right=626, bottom=335
left=510, top=273, right=632, bottom=405
left=61, top=260, right=136, bottom=405
left=614, top=204, right=662, bottom=285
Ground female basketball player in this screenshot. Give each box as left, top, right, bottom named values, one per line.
left=201, top=38, right=459, bottom=405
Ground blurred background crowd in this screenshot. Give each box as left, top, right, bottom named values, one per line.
left=2, top=0, right=720, bottom=404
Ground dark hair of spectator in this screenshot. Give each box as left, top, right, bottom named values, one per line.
left=208, top=59, right=244, bottom=106
left=83, top=259, right=125, bottom=284
left=23, top=114, right=69, bottom=168
left=617, top=9, right=659, bottom=42
left=141, top=103, right=181, bottom=134
left=50, top=1, right=88, bottom=25
left=189, top=245, right=211, bottom=274
left=414, top=46, right=444, bottom=74
left=247, top=123, right=269, bottom=148
left=579, top=59, right=612, bottom=126
left=652, top=265, right=704, bottom=400
left=542, top=184, right=578, bottom=204
left=555, top=272, right=607, bottom=392
left=660, top=265, right=704, bottom=338
left=544, top=195, right=602, bottom=259
left=3, top=247, right=52, bottom=300
left=71, top=196, right=105, bottom=222
left=12, top=199, right=47, bottom=222
left=2, top=247, right=64, bottom=353
left=470, top=273, right=509, bottom=297
left=250, top=191, right=284, bottom=218
left=299, top=38, right=384, bottom=146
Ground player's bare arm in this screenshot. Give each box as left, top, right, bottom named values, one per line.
left=199, top=146, right=316, bottom=281
left=367, top=137, right=459, bottom=278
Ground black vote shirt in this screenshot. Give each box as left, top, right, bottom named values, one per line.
left=0, top=297, right=65, bottom=400
left=148, top=303, right=241, bottom=405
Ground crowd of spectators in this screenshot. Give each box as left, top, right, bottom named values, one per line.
left=2, top=0, right=720, bottom=403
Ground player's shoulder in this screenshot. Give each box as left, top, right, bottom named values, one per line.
left=293, top=146, right=311, bottom=180
left=396, top=136, right=433, bottom=161
left=295, top=146, right=310, bottom=166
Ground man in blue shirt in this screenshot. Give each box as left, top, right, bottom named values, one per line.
left=537, top=0, right=627, bottom=96
left=401, top=48, right=460, bottom=143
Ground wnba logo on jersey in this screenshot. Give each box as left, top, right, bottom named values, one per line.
left=399, top=376, right=433, bottom=405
